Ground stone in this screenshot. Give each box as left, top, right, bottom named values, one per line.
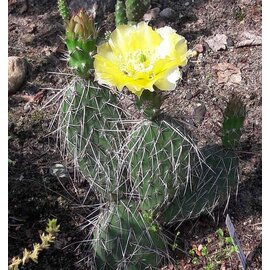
left=143, top=7, right=160, bottom=21
left=49, top=164, right=69, bottom=179
left=185, top=92, right=193, bottom=100
left=159, top=8, right=176, bottom=19
left=8, top=56, right=28, bottom=95
left=205, top=34, right=228, bottom=52
left=193, top=104, right=207, bottom=124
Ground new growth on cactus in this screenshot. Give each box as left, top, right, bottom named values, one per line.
left=125, top=0, right=150, bottom=25
left=57, top=0, right=69, bottom=22
left=115, top=0, right=150, bottom=26
left=115, top=0, right=128, bottom=26
left=65, top=10, right=97, bottom=78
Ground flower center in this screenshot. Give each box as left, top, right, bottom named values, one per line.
left=119, top=50, right=154, bottom=77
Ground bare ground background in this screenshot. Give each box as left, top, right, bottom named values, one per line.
left=8, top=0, right=262, bottom=269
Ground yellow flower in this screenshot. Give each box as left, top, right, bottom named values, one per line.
left=94, top=22, right=192, bottom=97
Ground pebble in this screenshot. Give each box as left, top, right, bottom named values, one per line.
left=8, top=56, right=28, bottom=95
left=227, top=37, right=234, bottom=47
left=194, top=44, right=204, bottom=53
left=21, top=34, right=35, bottom=44
left=186, top=92, right=193, bottom=100
left=143, top=7, right=160, bottom=21
left=159, top=8, right=176, bottom=19
left=50, top=164, right=69, bottom=178
left=185, top=2, right=190, bottom=6
left=193, top=104, right=207, bottom=124
left=23, top=102, right=32, bottom=112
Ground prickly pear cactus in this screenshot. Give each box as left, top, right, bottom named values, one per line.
left=65, top=10, right=97, bottom=78
left=115, top=0, right=127, bottom=26
left=126, top=118, right=198, bottom=215
left=59, top=78, right=125, bottom=200
left=157, top=145, right=239, bottom=225
left=156, top=95, right=245, bottom=225
left=93, top=201, right=167, bottom=269
left=125, top=0, right=150, bottom=24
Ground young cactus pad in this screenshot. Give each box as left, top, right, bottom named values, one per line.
left=93, top=201, right=167, bottom=269
left=221, top=94, right=246, bottom=149
left=126, top=118, right=199, bottom=215
left=158, top=145, right=239, bottom=225
left=115, top=0, right=128, bottom=26
left=57, top=0, right=69, bottom=22
left=59, top=78, right=125, bottom=200
left=65, top=10, right=97, bottom=78
left=125, top=0, right=150, bottom=24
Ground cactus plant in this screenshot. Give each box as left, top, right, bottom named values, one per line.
left=93, top=201, right=168, bottom=269
left=156, top=95, right=245, bottom=225
left=126, top=117, right=199, bottom=216
left=57, top=0, right=69, bottom=22
left=65, top=10, right=97, bottom=78
left=221, top=94, right=246, bottom=149
left=157, top=145, right=239, bottom=225
left=125, top=0, right=150, bottom=24
left=115, top=0, right=128, bottom=26
left=59, top=78, right=125, bottom=200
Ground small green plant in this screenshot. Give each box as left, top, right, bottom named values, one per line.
left=8, top=219, right=60, bottom=270
left=189, top=228, right=238, bottom=270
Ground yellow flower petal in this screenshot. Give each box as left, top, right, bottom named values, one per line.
left=94, top=22, right=190, bottom=96
left=155, top=68, right=181, bottom=90
left=156, top=26, right=189, bottom=66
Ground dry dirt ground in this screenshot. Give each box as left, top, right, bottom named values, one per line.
left=8, top=0, right=262, bottom=269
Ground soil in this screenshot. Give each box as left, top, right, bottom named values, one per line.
left=8, top=0, right=262, bottom=269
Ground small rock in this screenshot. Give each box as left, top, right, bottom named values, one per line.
left=8, top=56, right=28, bottom=95
left=193, top=104, right=207, bottom=124
left=23, top=102, right=32, bottom=112
left=227, top=37, right=234, bottom=47
left=184, top=2, right=190, bottom=6
left=21, top=34, right=34, bottom=44
left=159, top=8, right=176, bottom=19
left=50, top=164, right=69, bottom=178
left=194, top=43, right=204, bottom=53
left=143, top=7, right=160, bottom=21
left=205, top=34, right=228, bottom=52
left=185, top=92, right=193, bottom=100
